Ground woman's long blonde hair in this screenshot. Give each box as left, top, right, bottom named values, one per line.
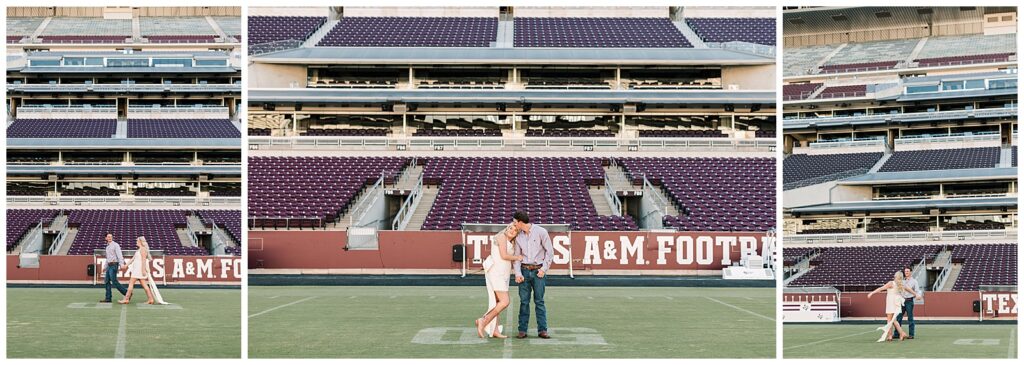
left=893, top=270, right=904, bottom=289
left=136, top=236, right=149, bottom=251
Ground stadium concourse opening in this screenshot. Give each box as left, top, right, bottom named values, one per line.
left=5, top=6, right=243, bottom=359
left=247, top=5, right=777, bottom=358
left=781, top=6, right=1018, bottom=359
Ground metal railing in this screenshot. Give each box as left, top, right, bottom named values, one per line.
left=349, top=175, right=386, bottom=230
left=896, top=133, right=1000, bottom=145
left=932, top=250, right=954, bottom=292
left=249, top=39, right=303, bottom=56
left=16, top=105, right=116, bottom=113
left=45, top=218, right=69, bottom=255
left=6, top=196, right=241, bottom=206
left=249, top=136, right=775, bottom=152
left=391, top=175, right=424, bottom=231
left=808, top=138, right=884, bottom=149
left=782, top=168, right=869, bottom=191
left=786, top=229, right=1015, bottom=245
left=247, top=217, right=324, bottom=230
left=706, top=41, right=776, bottom=58
left=784, top=106, right=1018, bottom=125
left=603, top=177, right=623, bottom=217
left=8, top=83, right=240, bottom=92
left=638, top=175, right=672, bottom=229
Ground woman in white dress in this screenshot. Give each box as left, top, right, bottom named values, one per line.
left=475, top=223, right=524, bottom=339
left=119, top=236, right=155, bottom=305
left=867, top=270, right=911, bottom=342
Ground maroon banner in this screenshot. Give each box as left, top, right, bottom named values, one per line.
left=790, top=291, right=1019, bottom=319
left=7, top=254, right=242, bottom=283
left=248, top=230, right=772, bottom=271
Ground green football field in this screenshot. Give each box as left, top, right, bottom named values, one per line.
left=6, top=287, right=241, bottom=358
left=248, top=285, right=775, bottom=358
left=784, top=323, right=1017, bottom=358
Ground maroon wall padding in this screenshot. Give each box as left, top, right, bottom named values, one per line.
left=7, top=255, right=242, bottom=283
left=248, top=230, right=771, bottom=271
left=784, top=291, right=1017, bottom=318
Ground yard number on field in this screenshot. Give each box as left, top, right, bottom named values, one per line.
left=412, top=327, right=607, bottom=345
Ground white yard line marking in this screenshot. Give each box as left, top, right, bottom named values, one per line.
left=665, top=296, right=674, bottom=300
left=389, top=295, right=397, bottom=299
left=269, top=296, right=279, bottom=299
left=783, top=330, right=877, bottom=351
left=704, top=296, right=773, bottom=322
left=587, top=296, right=594, bottom=300
left=626, top=296, right=634, bottom=300
left=1009, top=326, right=1016, bottom=359
left=502, top=306, right=514, bottom=359
left=249, top=296, right=317, bottom=318
left=114, top=305, right=127, bottom=358
left=429, top=296, right=436, bottom=299
left=348, top=296, right=358, bottom=299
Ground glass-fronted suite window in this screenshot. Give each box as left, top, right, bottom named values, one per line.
left=106, top=58, right=150, bottom=67
left=195, top=59, right=228, bottom=67
left=905, top=85, right=938, bottom=94
left=152, top=58, right=193, bottom=67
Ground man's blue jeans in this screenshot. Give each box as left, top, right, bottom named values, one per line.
left=893, top=298, right=915, bottom=338
left=104, top=262, right=128, bottom=301
left=517, top=267, right=547, bottom=333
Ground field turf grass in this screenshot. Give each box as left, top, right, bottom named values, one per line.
left=784, top=323, right=1016, bottom=358
left=7, top=287, right=241, bottom=358
left=248, top=285, right=775, bottom=358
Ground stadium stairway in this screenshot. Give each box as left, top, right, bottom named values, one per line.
left=813, top=43, right=847, bottom=73
left=115, top=119, right=128, bottom=138
left=939, top=264, right=964, bottom=291
left=131, top=16, right=141, bottom=40
left=302, top=19, right=339, bottom=48
left=588, top=187, right=616, bottom=216
left=673, top=20, right=707, bottom=48
left=999, top=146, right=1013, bottom=167
left=48, top=215, right=76, bottom=255
left=604, top=164, right=635, bottom=191
left=868, top=152, right=892, bottom=173
left=395, top=164, right=423, bottom=191
left=906, top=37, right=929, bottom=65
left=205, top=16, right=229, bottom=40
left=496, top=19, right=514, bottom=48
left=402, top=187, right=438, bottom=231
left=29, top=17, right=52, bottom=40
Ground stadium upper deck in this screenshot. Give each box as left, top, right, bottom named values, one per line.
left=246, top=6, right=777, bottom=153
left=781, top=7, right=1017, bottom=255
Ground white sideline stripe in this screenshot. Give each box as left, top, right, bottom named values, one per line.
left=502, top=305, right=514, bottom=359
left=704, top=296, right=773, bottom=322
left=1009, top=327, right=1016, bottom=359
left=783, top=330, right=877, bottom=351
left=114, top=305, right=127, bottom=358
left=249, top=296, right=317, bottom=318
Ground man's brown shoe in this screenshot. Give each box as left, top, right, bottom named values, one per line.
left=516, top=332, right=528, bottom=339
left=908, top=336, right=914, bottom=339
left=538, top=331, right=550, bottom=339
left=99, top=299, right=112, bottom=303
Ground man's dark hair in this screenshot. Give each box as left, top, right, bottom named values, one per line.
left=904, top=267, right=912, bottom=271
left=513, top=211, right=530, bottom=224
left=106, top=233, right=113, bottom=237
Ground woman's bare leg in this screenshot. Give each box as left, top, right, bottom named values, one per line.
left=119, top=279, right=136, bottom=304
left=881, top=314, right=896, bottom=341
left=140, top=278, right=155, bottom=304
left=893, top=320, right=908, bottom=340
left=477, top=290, right=506, bottom=338
left=491, top=291, right=510, bottom=338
